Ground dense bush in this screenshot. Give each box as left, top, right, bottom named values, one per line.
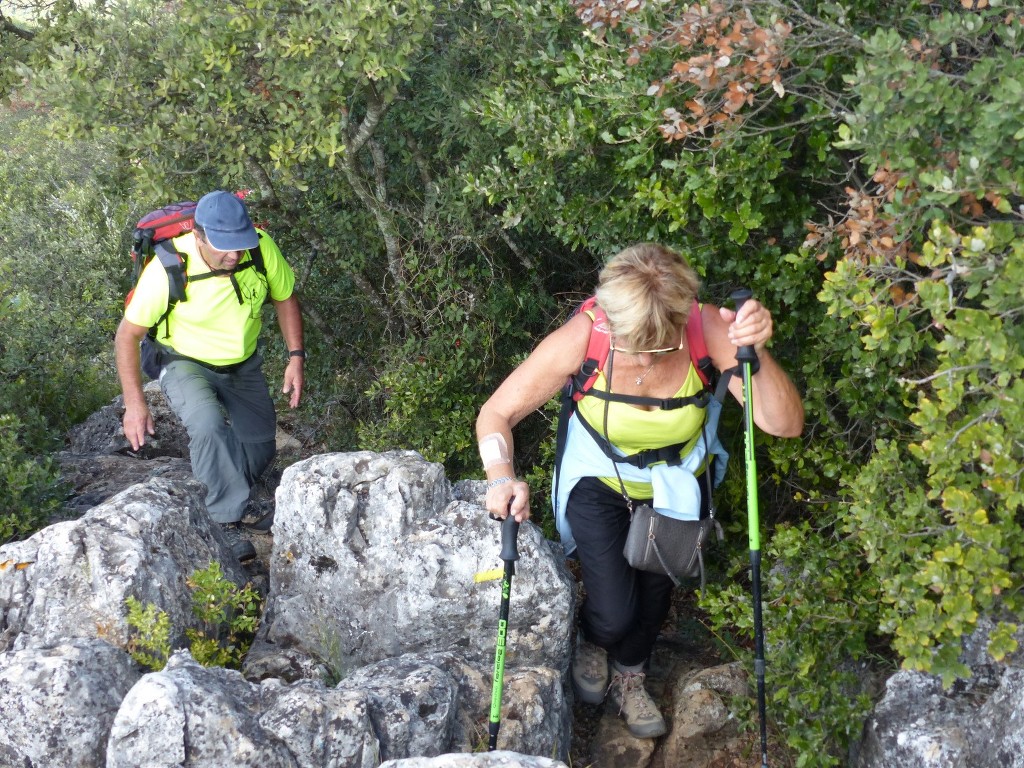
left=0, top=108, right=128, bottom=446
left=0, top=414, right=66, bottom=544
left=0, top=106, right=131, bottom=542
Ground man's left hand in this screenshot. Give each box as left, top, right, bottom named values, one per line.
left=283, top=359, right=304, bottom=408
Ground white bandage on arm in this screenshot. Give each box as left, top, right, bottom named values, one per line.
left=478, top=432, right=511, bottom=470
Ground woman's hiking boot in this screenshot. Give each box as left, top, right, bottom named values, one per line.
left=608, top=666, right=667, bottom=738
left=572, top=634, right=609, bottom=704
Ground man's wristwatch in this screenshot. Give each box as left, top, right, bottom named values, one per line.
left=288, top=349, right=307, bottom=360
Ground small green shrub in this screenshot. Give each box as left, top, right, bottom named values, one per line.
left=124, top=596, right=173, bottom=671
left=185, top=561, right=263, bottom=669
left=125, top=561, right=263, bottom=671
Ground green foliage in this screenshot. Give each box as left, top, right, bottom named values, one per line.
left=185, top=561, right=263, bottom=669
left=833, top=224, right=1024, bottom=686
left=819, top=7, right=1024, bottom=691
left=0, top=106, right=127, bottom=451
left=0, top=413, right=67, bottom=544
left=124, top=596, right=173, bottom=671
left=358, top=250, right=551, bottom=475
left=125, top=562, right=263, bottom=671
left=26, top=0, right=440, bottom=194
left=703, top=523, right=883, bottom=766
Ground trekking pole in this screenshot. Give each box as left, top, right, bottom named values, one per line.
left=731, top=288, right=769, bottom=768
left=488, top=510, right=521, bottom=751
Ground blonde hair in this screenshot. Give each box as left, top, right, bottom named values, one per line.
left=594, top=243, right=700, bottom=351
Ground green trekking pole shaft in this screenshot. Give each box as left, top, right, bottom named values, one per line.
left=488, top=511, right=520, bottom=751
left=731, top=288, right=769, bottom=768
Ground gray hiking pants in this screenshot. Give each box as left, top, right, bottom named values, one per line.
left=159, top=353, right=276, bottom=524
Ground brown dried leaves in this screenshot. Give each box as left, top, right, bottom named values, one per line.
left=572, top=1, right=792, bottom=142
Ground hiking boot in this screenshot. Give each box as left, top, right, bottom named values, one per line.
left=219, top=523, right=257, bottom=563
left=572, top=635, right=609, bottom=704
left=243, top=508, right=275, bottom=533
left=607, top=668, right=667, bottom=738
left=241, top=498, right=275, bottom=533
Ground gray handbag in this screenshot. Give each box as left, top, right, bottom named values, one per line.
left=623, top=504, right=722, bottom=589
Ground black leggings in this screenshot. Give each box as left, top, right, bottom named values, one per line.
left=566, top=472, right=712, bottom=667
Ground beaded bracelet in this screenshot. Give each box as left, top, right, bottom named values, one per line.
left=486, top=476, right=515, bottom=489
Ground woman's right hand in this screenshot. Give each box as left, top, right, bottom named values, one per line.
left=485, top=478, right=532, bottom=523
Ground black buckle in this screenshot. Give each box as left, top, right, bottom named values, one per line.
left=628, top=445, right=679, bottom=469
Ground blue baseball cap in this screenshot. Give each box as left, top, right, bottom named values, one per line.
left=194, top=191, right=259, bottom=251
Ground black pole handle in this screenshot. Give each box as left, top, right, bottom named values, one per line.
left=499, top=513, right=520, bottom=563
left=730, top=288, right=760, bottom=368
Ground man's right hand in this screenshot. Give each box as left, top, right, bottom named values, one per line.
left=114, top=318, right=158, bottom=450
left=122, top=404, right=155, bottom=451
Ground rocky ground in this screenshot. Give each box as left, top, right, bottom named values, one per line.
left=233, top=462, right=775, bottom=768
left=565, top=565, right=778, bottom=768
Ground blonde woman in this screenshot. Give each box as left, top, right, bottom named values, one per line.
left=476, top=243, right=803, bottom=737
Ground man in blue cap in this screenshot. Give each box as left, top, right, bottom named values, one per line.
left=114, top=191, right=305, bottom=562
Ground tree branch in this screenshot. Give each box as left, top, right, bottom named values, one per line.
left=1, top=12, right=36, bottom=41
left=341, top=88, right=418, bottom=333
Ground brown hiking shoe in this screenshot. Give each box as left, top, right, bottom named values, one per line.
left=572, top=634, right=609, bottom=704
left=607, top=669, right=667, bottom=738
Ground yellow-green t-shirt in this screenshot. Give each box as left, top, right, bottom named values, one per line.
left=576, top=356, right=708, bottom=499
left=124, top=230, right=295, bottom=366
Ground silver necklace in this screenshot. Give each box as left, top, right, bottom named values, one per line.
left=635, top=361, right=655, bottom=386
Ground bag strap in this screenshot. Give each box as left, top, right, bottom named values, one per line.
left=149, top=241, right=187, bottom=340
left=575, top=407, right=696, bottom=469
left=603, top=348, right=723, bottom=590
left=169, top=238, right=267, bottom=307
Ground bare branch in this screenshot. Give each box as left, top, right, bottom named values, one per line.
left=0, top=11, right=36, bottom=41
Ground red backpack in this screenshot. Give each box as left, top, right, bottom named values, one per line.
left=568, top=296, right=713, bottom=399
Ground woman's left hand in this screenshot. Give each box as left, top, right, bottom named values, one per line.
left=720, top=299, right=774, bottom=352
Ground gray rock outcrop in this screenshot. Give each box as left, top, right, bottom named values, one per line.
left=1, top=434, right=577, bottom=766
left=0, top=638, right=139, bottom=768
left=0, top=475, right=247, bottom=654
left=21, top=385, right=1024, bottom=767
left=379, top=755, right=568, bottom=767
left=106, top=650, right=381, bottom=768
left=856, top=663, right=1024, bottom=768
left=248, top=451, right=573, bottom=679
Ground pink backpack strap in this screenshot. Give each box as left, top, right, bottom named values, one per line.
left=685, top=301, right=712, bottom=388
left=571, top=296, right=611, bottom=400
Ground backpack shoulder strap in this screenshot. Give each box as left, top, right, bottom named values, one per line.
left=154, top=240, right=187, bottom=305
left=149, top=241, right=187, bottom=339
left=250, top=232, right=266, bottom=277
left=570, top=296, right=610, bottom=401
left=571, top=297, right=716, bottom=399
left=685, top=301, right=714, bottom=389
left=555, top=295, right=603, bottom=506
left=688, top=301, right=744, bottom=404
